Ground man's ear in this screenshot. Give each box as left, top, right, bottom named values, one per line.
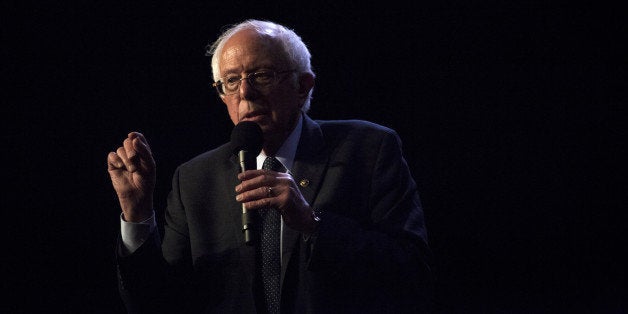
left=297, top=73, right=315, bottom=96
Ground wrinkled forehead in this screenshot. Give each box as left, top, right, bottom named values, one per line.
left=219, top=29, right=287, bottom=73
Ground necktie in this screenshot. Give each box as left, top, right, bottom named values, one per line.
left=259, top=156, right=282, bottom=313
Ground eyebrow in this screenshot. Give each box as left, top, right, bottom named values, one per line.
left=221, top=65, right=277, bottom=76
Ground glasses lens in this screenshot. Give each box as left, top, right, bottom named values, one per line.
left=215, top=71, right=288, bottom=95
left=223, top=75, right=242, bottom=94
left=251, top=72, right=275, bottom=89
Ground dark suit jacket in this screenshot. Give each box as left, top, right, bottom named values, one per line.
left=117, top=114, right=432, bottom=313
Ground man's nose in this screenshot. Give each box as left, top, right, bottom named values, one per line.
left=239, top=78, right=258, bottom=100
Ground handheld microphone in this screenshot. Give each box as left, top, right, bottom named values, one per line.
left=230, top=121, right=263, bottom=245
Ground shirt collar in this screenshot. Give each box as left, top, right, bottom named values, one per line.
left=256, top=114, right=302, bottom=173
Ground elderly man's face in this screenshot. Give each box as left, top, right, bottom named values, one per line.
left=218, top=29, right=305, bottom=141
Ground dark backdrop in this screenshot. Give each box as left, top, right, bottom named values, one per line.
left=5, top=1, right=625, bottom=313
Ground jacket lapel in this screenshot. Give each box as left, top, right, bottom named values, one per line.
left=280, top=114, right=328, bottom=283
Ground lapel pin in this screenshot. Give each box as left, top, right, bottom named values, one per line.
left=299, top=178, right=310, bottom=187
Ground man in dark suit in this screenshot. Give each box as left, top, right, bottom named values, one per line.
left=107, top=19, right=432, bottom=313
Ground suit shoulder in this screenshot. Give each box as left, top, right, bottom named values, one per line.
left=315, top=119, right=397, bottom=136
left=316, top=119, right=398, bottom=137
left=178, top=142, right=231, bottom=170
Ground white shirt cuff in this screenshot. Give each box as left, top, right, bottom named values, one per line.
left=120, top=211, right=156, bottom=255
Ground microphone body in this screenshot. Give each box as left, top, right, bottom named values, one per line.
left=230, top=121, right=263, bottom=245
left=238, top=149, right=257, bottom=245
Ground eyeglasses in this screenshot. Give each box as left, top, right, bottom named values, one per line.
left=212, top=70, right=295, bottom=96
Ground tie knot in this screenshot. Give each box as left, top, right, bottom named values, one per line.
left=262, top=156, right=284, bottom=172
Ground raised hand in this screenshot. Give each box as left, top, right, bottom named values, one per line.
left=107, top=132, right=156, bottom=222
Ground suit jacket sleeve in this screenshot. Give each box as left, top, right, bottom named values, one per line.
left=116, top=163, right=225, bottom=314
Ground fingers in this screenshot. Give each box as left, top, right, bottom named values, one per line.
left=108, top=132, right=154, bottom=173
left=107, top=151, right=124, bottom=171
left=128, top=132, right=153, bottom=156
left=234, top=170, right=314, bottom=232
left=236, top=170, right=289, bottom=193
left=236, top=185, right=282, bottom=203
left=235, top=171, right=290, bottom=210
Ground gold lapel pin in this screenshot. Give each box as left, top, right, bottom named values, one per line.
left=299, top=178, right=310, bottom=187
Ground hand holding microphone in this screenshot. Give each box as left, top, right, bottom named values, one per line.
left=231, top=122, right=320, bottom=238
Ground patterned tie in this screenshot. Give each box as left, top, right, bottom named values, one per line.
left=259, top=156, right=282, bottom=314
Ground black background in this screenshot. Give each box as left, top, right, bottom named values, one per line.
left=5, top=1, right=625, bottom=313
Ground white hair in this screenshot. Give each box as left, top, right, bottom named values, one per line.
left=206, top=19, right=315, bottom=112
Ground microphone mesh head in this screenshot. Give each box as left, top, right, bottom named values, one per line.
left=230, top=121, right=263, bottom=155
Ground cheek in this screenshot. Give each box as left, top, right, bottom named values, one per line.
left=272, top=102, right=300, bottom=128
left=225, top=101, right=239, bottom=124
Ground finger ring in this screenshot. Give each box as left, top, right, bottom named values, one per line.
left=267, top=186, right=273, bottom=198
